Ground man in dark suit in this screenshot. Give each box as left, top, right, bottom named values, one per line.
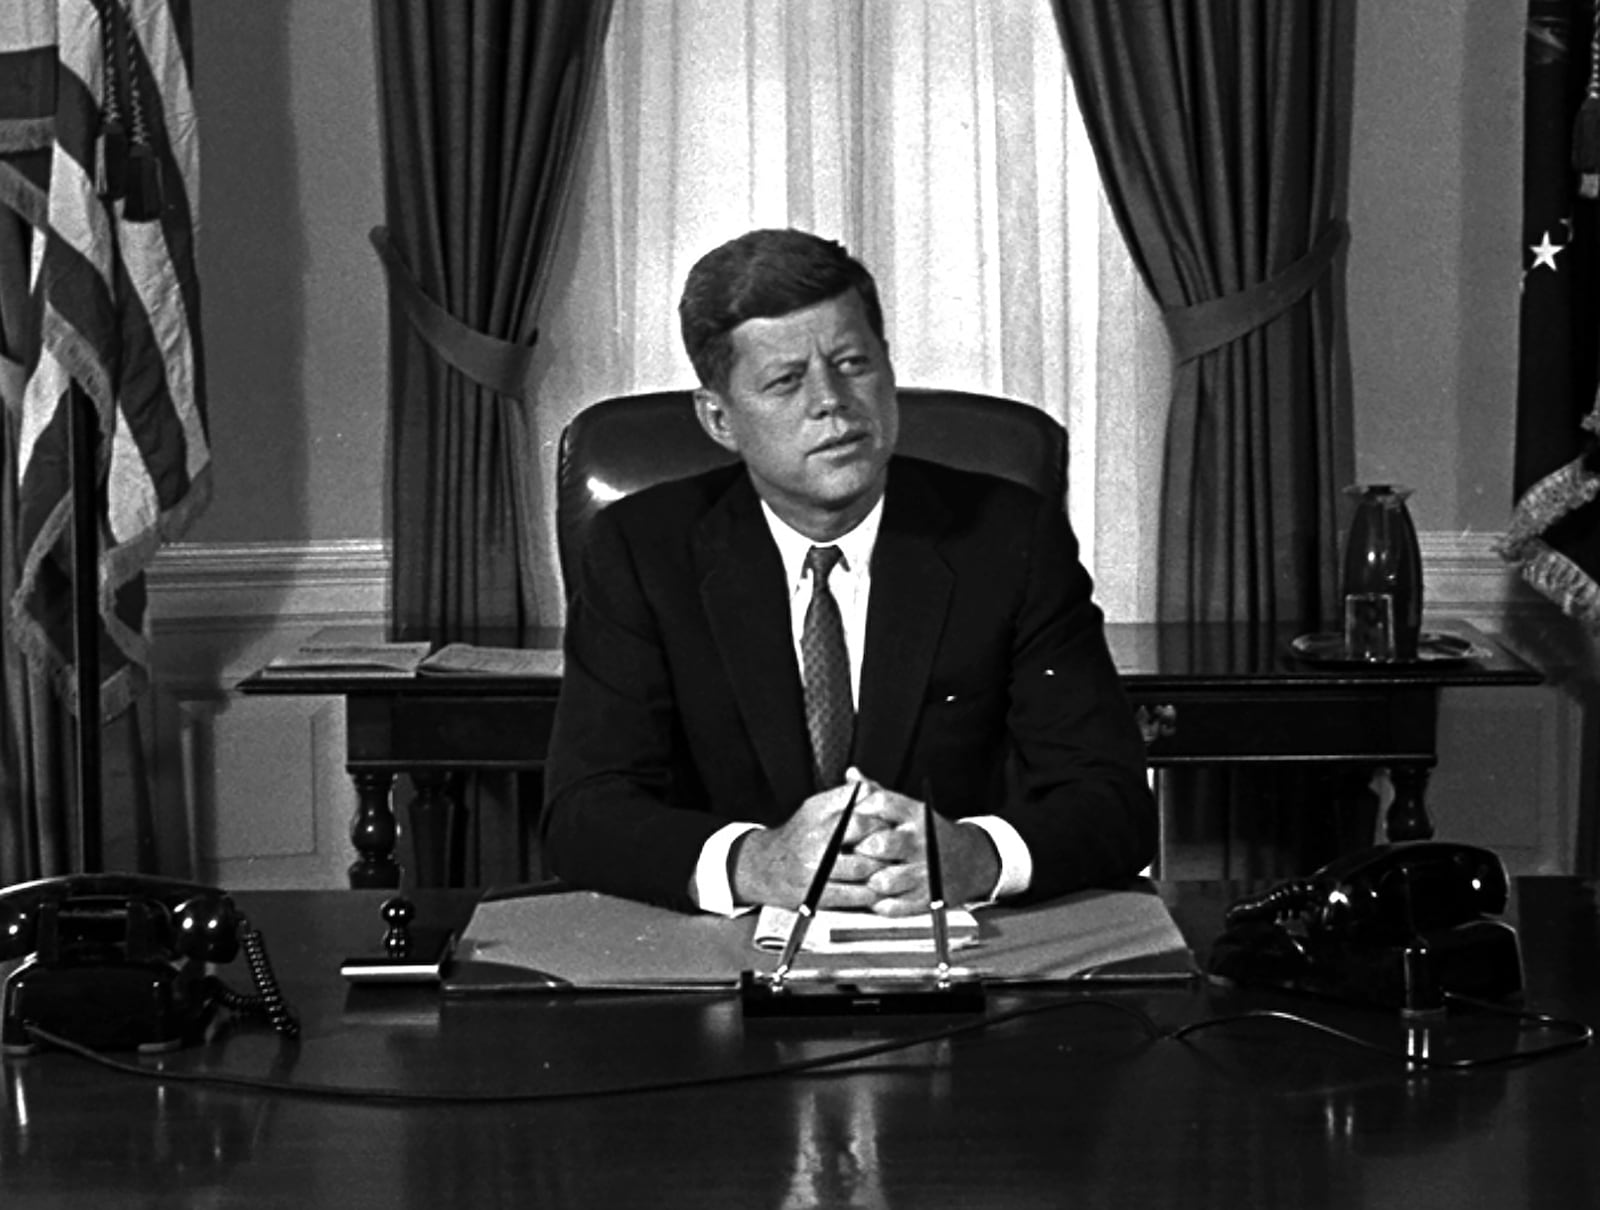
left=542, top=228, right=1155, bottom=914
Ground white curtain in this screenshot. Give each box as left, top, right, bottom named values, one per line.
left=530, top=0, right=1170, bottom=622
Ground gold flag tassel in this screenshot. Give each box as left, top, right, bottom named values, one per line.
left=1574, top=0, right=1600, bottom=199
left=120, top=0, right=164, bottom=223
left=95, top=0, right=128, bottom=201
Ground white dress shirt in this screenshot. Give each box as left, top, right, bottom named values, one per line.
left=691, top=496, right=1034, bottom=913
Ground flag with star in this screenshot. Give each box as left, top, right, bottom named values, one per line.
left=1502, top=0, right=1600, bottom=624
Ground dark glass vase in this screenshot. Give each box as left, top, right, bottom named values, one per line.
left=1341, top=485, right=1423, bottom=660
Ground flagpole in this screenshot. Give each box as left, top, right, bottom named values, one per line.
left=68, top=383, right=103, bottom=873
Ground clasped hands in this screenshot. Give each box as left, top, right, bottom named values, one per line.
left=731, top=768, right=1000, bottom=916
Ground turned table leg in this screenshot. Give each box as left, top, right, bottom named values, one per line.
left=406, top=770, right=465, bottom=888
left=349, top=770, right=401, bottom=888
left=1385, top=762, right=1436, bottom=842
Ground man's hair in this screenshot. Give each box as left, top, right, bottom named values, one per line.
left=678, top=228, right=886, bottom=393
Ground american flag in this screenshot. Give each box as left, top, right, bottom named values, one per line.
left=1501, top=0, right=1600, bottom=623
left=1, top=0, right=209, bottom=718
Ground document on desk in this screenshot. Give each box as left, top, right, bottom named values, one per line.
left=443, top=885, right=1193, bottom=995
left=751, top=905, right=980, bottom=954
left=259, top=632, right=431, bottom=678
left=416, top=642, right=563, bottom=677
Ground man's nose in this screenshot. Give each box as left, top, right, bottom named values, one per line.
left=805, top=363, right=848, bottom=416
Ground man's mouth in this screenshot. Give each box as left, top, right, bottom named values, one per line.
left=812, top=431, right=869, bottom=456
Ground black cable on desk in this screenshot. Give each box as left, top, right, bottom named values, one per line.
left=18, top=987, right=1593, bottom=1103
left=19, top=994, right=1164, bottom=1106
left=1166, top=993, right=1594, bottom=1070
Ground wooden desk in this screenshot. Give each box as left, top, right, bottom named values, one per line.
left=1108, top=621, right=1542, bottom=846
left=3, top=881, right=1596, bottom=1209
left=239, top=621, right=1541, bottom=889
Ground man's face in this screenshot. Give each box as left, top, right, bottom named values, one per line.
left=695, top=289, right=898, bottom=541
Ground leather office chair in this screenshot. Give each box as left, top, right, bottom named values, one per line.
left=554, top=387, right=1067, bottom=596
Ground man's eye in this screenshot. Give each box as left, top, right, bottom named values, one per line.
left=836, top=355, right=870, bottom=374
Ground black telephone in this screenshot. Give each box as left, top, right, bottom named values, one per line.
left=0, top=873, right=299, bottom=1054
left=1208, top=842, right=1524, bottom=1013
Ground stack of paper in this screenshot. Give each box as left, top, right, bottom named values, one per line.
left=260, top=630, right=431, bottom=678
left=418, top=643, right=563, bottom=678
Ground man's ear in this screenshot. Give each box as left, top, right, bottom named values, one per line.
left=694, top=388, right=741, bottom=454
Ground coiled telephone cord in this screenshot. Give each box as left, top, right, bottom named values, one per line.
left=205, top=919, right=300, bottom=1040
left=1223, top=881, right=1318, bottom=926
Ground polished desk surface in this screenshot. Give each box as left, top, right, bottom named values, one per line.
left=4, top=880, right=1597, bottom=1208
left=235, top=620, right=1543, bottom=886
left=239, top=620, right=1540, bottom=695
left=1102, top=619, right=1539, bottom=687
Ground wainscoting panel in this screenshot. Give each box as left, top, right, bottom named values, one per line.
left=182, top=693, right=356, bottom=890
left=148, top=539, right=387, bottom=889
left=1427, top=684, right=1578, bottom=874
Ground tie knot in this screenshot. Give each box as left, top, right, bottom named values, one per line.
left=805, top=545, right=845, bottom=581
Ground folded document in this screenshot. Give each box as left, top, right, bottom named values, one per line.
left=753, top=905, right=980, bottom=954
left=443, top=886, right=1191, bottom=994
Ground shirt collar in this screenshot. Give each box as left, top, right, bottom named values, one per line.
left=760, top=492, right=885, bottom=589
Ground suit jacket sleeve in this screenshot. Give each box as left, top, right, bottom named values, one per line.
left=541, top=502, right=726, bottom=911
left=989, top=488, right=1157, bottom=901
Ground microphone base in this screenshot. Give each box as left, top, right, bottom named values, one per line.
left=738, top=969, right=986, bottom=1017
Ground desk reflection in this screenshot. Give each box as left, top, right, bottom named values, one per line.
left=3, top=1060, right=277, bottom=1207
left=380, top=997, right=1167, bottom=1208
left=5, top=880, right=1595, bottom=1209
left=0, top=995, right=1532, bottom=1210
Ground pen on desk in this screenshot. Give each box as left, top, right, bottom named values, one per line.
left=771, top=780, right=863, bottom=988
left=922, top=778, right=953, bottom=987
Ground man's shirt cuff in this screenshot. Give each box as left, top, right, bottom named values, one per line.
left=692, top=821, right=764, bottom=915
left=961, top=815, right=1033, bottom=901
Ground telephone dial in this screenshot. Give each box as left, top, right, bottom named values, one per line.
left=1207, top=842, right=1524, bottom=1014
left=0, top=873, right=299, bottom=1054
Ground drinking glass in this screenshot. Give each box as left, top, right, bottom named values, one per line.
left=1344, top=592, right=1396, bottom=662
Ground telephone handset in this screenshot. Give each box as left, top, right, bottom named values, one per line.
left=0, top=873, right=299, bottom=1054
left=1208, top=842, right=1524, bottom=1013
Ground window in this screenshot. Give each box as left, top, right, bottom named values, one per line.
left=532, top=0, right=1169, bottom=620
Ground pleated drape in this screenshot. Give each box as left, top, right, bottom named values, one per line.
left=1055, top=1, right=1362, bottom=879
left=373, top=1, right=612, bottom=642
left=1054, top=0, right=1357, bottom=630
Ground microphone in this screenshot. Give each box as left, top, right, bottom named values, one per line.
left=771, top=781, right=862, bottom=989
left=921, top=778, right=954, bottom=988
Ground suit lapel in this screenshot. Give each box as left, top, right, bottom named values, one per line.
left=695, top=474, right=815, bottom=814
left=855, top=460, right=953, bottom=789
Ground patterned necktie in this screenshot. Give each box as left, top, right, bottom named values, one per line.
left=801, top=545, right=854, bottom=790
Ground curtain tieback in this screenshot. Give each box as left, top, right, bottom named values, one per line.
left=369, top=225, right=537, bottom=401
left=1163, top=219, right=1348, bottom=365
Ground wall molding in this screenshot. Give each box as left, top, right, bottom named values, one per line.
left=148, top=532, right=1528, bottom=627
left=149, top=538, right=389, bottom=629
left=1417, top=531, right=1529, bottom=621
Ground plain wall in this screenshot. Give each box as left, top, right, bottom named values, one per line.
left=1346, top=0, right=1523, bottom=534
left=190, top=2, right=387, bottom=543
left=188, top=0, right=1524, bottom=593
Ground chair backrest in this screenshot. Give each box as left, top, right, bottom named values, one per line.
left=554, top=387, right=1067, bottom=596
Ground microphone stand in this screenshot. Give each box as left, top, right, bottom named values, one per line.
left=739, top=781, right=985, bottom=1017
left=69, top=384, right=104, bottom=873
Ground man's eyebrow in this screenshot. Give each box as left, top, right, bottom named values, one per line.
left=827, top=339, right=874, bottom=363
left=753, top=354, right=806, bottom=379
